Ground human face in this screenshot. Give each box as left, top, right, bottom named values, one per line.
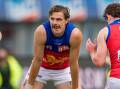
left=0, top=49, right=7, bottom=60
left=49, top=12, right=68, bottom=37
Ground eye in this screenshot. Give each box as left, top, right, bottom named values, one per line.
left=56, top=18, right=62, bottom=21
left=50, top=17, right=54, bottom=21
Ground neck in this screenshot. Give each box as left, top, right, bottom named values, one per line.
left=108, top=18, right=120, bottom=24
left=53, top=31, right=65, bottom=37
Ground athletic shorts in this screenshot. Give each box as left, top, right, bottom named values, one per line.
left=35, top=67, right=71, bottom=86
left=105, top=77, right=120, bottom=89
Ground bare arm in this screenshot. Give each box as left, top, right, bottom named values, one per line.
left=0, top=32, right=2, bottom=40
left=70, top=28, right=83, bottom=89
left=86, top=27, right=108, bottom=67
left=27, top=25, right=46, bottom=85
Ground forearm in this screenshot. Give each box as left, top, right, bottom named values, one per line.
left=90, top=52, right=106, bottom=67
left=28, top=57, right=41, bottom=85
left=90, top=52, right=99, bottom=65
left=70, top=64, right=81, bottom=89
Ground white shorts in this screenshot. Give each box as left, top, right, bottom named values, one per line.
left=105, top=77, right=120, bottom=89
left=35, top=67, right=71, bottom=86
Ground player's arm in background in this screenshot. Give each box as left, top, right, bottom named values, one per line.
left=0, top=32, right=2, bottom=40
left=70, top=28, right=83, bottom=89
left=86, top=27, right=108, bottom=67
left=25, top=25, right=46, bottom=88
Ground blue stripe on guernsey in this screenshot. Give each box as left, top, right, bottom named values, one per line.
left=106, top=19, right=120, bottom=43
left=43, top=21, right=75, bottom=52
left=110, top=19, right=120, bottom=25
left=106, top=25, right=110, bottom=43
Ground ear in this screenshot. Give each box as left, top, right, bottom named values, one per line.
left=107, top=15, right=111, bottom=21
left=106, top=14, right=111, bottom=22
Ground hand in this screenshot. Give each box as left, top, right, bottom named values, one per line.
left=86, top=38, right=97, bottom=53
left=72, top=87, right=82, bottom=89
left=76, top=87, right=82, bottom=89
left=76, top=88, right=82, bottom=89
left=72, top=86, right=82, bottom=89
left=20, top=79, right=32, bottom=89
left=24, top=83, right=32, bottom=89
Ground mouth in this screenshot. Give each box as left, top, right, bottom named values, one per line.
left=52, top=25, right=60, bottom=29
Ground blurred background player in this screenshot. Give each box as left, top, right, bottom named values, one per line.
left=0, top=47, right=23, bottom=89
left=86, top=3, right=120, bottom=89
left=22, top=5, right=83, bottom=89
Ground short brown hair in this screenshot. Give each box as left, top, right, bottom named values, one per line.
left=49, top=5, right=70, bottom=20
left=103, top=3, right=120, bottom=19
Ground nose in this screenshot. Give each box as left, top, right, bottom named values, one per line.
left=52, top=19, right=57, bottom=24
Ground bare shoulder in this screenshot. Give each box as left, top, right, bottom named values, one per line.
left=70, top=28, right=83, bottom=46
left=34, top=25, right=46, bottom=35
left=71, top=28, right=83, bottom=39
left=98, top=27, right=108, bottom=40
left=34, top=25, right=46, bottom=44
left=99, top=27, right=108, bottom=33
